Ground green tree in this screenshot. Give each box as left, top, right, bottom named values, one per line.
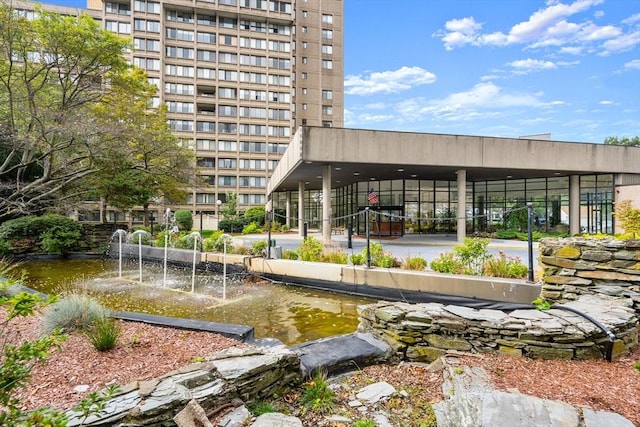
left=614, top=200, right=640, bottom=237
left=604, top=136, right=640, bottom=147
left=222, top=192, right=239, bottom=219
left=85, top=68, right=196, bottom=224
left=0, top=4, right=130, bottom=221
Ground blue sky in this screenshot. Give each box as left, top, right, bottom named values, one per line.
left=41, top=0, right=640, bottom=143
left=344, top=0, right=639, bottom=143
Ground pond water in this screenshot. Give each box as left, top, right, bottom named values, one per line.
left=22, top=258, right=376, bottom=346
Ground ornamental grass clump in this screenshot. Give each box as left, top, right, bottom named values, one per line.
left=301, top=369, right=335, bottom=415
left=42, top=294, right=109, bottom=334
left=86, top=316, right=121, bottom=351
left=402, top=256, right=428, bottom=271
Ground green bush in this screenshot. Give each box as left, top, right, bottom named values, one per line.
left=283, top=250, right=298, bottom=260
left=350, top=253, right=365, bottom=265
left=206, top=234, right=234, bottom=253
left=202, top=231, right=224, bottom=251
left=252, top=240, right=268, bottom=255
left=0, top=214, right=83, bottom=255
left=40, top=225, right=82, bottom=255
left=402, top=256, right=427, bottom=270
left=86, top=317, right=121, bottom=351
left=430, top=252, right=465, bottom=274
left=129, top=231, right=152, bottom=245
left=375, top=254, right=398, bottom=268
left=0, top=239, right=12, bottom=257
left=298, top=236, right=324, bottom=262
left=484, top=251, right=528, bottom=278
left=244, top=206, right=265, bottom=226
left=320, top=250, right=348, bottom=264
left=174, top=232, right=201, bottom=250
left=42, top=294, right=109, bottom=334
left=453, top=238, right=490, bottom=275
left=495, top=229, right=518, bottom=239
left=219, top=218, right=245, bottom=233
left=173, top=210, right=193, bottom=231
left=242, top=222, right=263, bottom=234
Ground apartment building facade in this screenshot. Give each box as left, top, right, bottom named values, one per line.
left=16, top=0, right=343, bottom=226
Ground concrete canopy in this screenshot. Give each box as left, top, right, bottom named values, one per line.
left=267, top=127, right=639, bottom=194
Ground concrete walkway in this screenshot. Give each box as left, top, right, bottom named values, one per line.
left=234, top=231, right=540, bottom=274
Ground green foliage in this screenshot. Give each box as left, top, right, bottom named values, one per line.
left=320, top=250, right=348, bottom=264
left=71, top=384, right=120, bottom=424
left=532, top=297, right=551, bottom=311
left=173, top=210, right=193, bottom=231
left=614, top=200, right=640, bottom=237
left=0, top=214, right=83, bottom=254
left=174, top=232, right=201, bottom=250
left=86, top=317, right=121, bottom=351
left=634, top=361, right=640, bottom=372
left=251, top=240, right=268, bottom=255
left=1, top=269, right=68, bottom=426
left=249, top=401, right=279, bottom=416
left=484, top=251, right=528, bottom=279
left=219, top=218, right=244, bottom=233
left=221, top=193, right=238, bottom=219
left=515, top=231, right=543, bottom=241
left=301, top=369, right=335, bottom=415
left=42, top=294, right=109, bottom=334
left=282, top=250, right=299, bottom=260
left=244, top=206, right=266, bottom=225
left=364, top=242, right=385, bottom=266
left=350, top=253, right=366, bottom=265
left=242, top=222, right=263, bottom=234
left=430, top=252, right=465, bottom=274
left=0, top=239, right=12, bottom=257
left=354, top=420, right=376, bottom=427
left=402, top=256, right=427, bottom=271
left=40, top=226, right=83, bottom=255
left=298, top=237, right=324, bottom=262
left=504, top=205, right=528, bottom=231
left=205, top=234, right=234, bottom=253
left=604, top=136, right=640, bottom=147
left=202, top=231, right=224, bottom=251
left=495, top=229, right=518, bottom=239
left=453, top=238, right=490, bottom=275
left=129, top=231, right=152, bottom=245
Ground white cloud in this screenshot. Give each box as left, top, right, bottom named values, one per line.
left=624, top=59, right=640, bottom=70
left=508, top=58, right=558, bottom=73
left=622, top=13, right=640, bottom=25
left=600, top=30, right=640, bottom=55
left=344, top=66, right=436, bottom=96
left=392, top=82, right=546, bottom=123
left=599, top=100, right=615, bottom=105
left=433, top=0, right=639, bottom=56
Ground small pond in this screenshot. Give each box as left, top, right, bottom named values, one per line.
left=22, top=258, right=376, bottom=346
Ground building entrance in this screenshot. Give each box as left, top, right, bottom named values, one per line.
left=355, top=206, right=404, bottom=237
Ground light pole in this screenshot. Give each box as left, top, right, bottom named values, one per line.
left=149, top=212, right=155, bottom=235
left=216, top=199, right=222, bottom=230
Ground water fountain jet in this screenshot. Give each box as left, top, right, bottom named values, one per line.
left=111, top=229, right=127, bottom=278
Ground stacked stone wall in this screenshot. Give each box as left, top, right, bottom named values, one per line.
left=357, top=295, right=637, bottom=362
left=539, top=237, right=640, bottom=313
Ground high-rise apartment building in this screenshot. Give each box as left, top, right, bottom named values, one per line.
left=15, top=0, right=343, bottom=224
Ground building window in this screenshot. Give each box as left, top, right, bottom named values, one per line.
left=322, top=29, right=333, bottom=39
left=322, top=59, right=333, bottom=69
left=301, top=26, right=307, bottom=33
left=302, top=56, right=307, bottom=64
left=302, top=41, right=307, bottom=49
left=302, top=88, right=307, bottom=95
left=302, top=10, right=308, bottom=18
left=322, top=90, right=333, bottom=100
left=322, top=14, right=333, bottom=24
left=301, top=72, right=307, bottom=79
left=322, top=44, right=333, bottom=54
left=197, top=157, right=215, bottom=168
left=322, top=105, right=332, bottom=115
left=322, top=121, right=332, bottom=128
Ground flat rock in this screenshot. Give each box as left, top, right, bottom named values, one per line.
left=249, top=412, right=302, bottom=427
